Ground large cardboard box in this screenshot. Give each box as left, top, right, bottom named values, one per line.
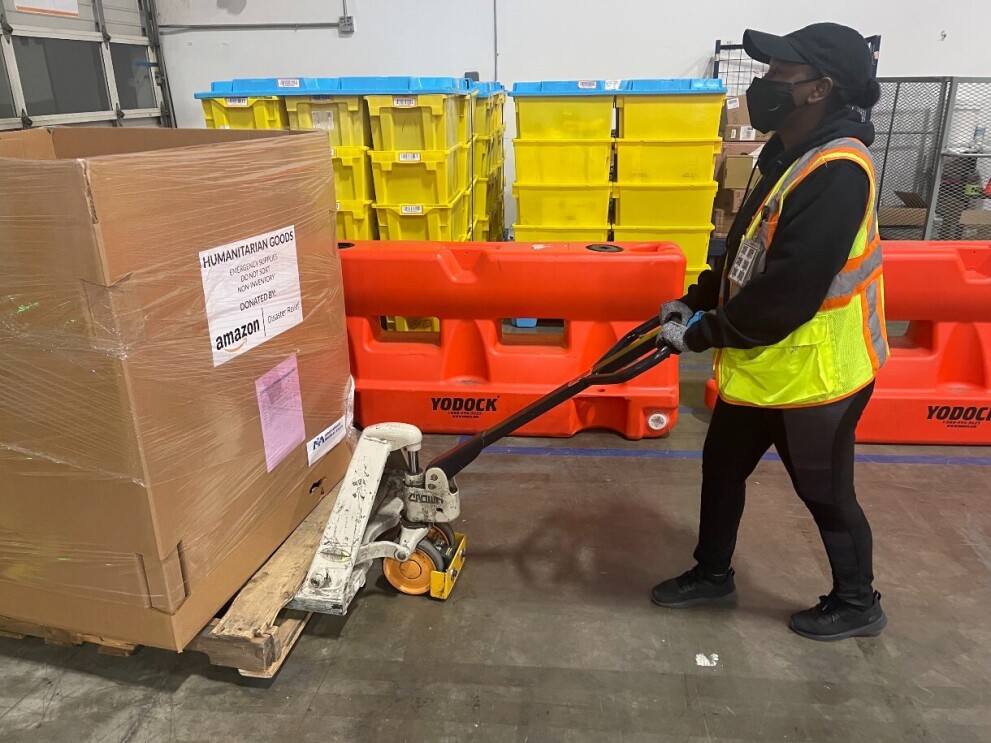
left=0, top=128, right=353, bottom=650
left=720, top=96, right=771, bottom=142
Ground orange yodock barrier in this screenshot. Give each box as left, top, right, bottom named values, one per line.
left=339, top=240, right=685, bottom=438
left=703, top=241, right=991, bottom=445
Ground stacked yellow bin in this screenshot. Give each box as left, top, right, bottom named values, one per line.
left=285, top=80, right=378, bottom=241
left=511, top=81, right=615, bottom=242
left=614, top=79, right=726, bottom=290
left=197, top=78, right=379, bottom=241
left=361, top=78, right=473, bottom=242
left=470, top=82, right=508, bottom=241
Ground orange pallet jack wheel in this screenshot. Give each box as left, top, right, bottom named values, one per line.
left=383, top=540, right=445, bottom=595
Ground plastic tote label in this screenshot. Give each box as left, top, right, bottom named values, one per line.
left=278, top=78, right=301, bottom=88
left=199, top=225, right=303, bottom=367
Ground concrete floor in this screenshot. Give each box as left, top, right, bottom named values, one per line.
left=3, top=355, right=991, bottom=743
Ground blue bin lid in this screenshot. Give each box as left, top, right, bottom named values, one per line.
left=338, top=76, right=471, bottom=95
left=194, top=77, right=334, bottom=98
left=511, top=80, right=618, bottom=97
left=618, top=79, right=726, bottom=95
left=471, top=81, right=507, bottom=99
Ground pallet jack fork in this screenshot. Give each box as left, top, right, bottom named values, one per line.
left=291, top=316, right=674, bottom=615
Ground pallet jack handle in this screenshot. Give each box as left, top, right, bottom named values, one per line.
left=428, top=316, right=675, bottom=479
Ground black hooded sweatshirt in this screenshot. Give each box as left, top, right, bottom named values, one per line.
left=681, top=108, right=874, bottom=352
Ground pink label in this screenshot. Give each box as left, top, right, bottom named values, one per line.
left=255, top=355, right=306, bottom=472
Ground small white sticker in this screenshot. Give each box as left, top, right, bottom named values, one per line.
left=401, top=205, right=424, bottom=215
left=393, top=96, right=417, bottom=108
left=336, top=201, right=341, bottom=211
left=577, top=80, right=597, bottom=90
left=398, top=152, right=422, bottom=163
left=329, top=147, right=336, bottom=157
left=695, top=653, right=719, bottom=668
left=605, top=79, right=621, bottom=91
left=199, top=225, right=303, bottom=367
left=225, top=97, right=249, bottom=107
left=278, top=78, right=301, bottom=88
left=726, top=96, right=741, bottom=110
left=304, top=378, right=354, bottom=466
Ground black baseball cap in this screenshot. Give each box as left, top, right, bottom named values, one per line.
left=743, top=22, right=874, bottom=92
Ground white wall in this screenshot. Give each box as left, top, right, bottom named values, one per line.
left=158, top=0, right=991, bottom=221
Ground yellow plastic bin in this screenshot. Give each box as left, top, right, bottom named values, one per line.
left=513, top=224, right=611, bottom=242
left=333, top=146, right=375, bottom=201
left=286, top=95, right=370, bottom=147
left=200, top=96, right=288, bottom=130
left=513, top=80, right=616, bottom=139
left=616, top=79, right=725, bottom=139
left=472, top=133, right=494, bottom=178
left=610, top=224, right=714, bottom=267
left=367, top=94, right=470, bottom=151
left=615, top=139, right=721, bottom=183
left=336, top=199, right=378, bottom=240
left=489, top=127, right=506, bottom=174
left=612, top=182, right=718, bottom=227
left=369, top=144, right=470, bottom=205
left=514, top=139, right=613, bottom=183
left=373, top=189, right=471, bottom=241
left=513, top=183, right=612, bottom=227
left=472, top=171, right=503, bottom=222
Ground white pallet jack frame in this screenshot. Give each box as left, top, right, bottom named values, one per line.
left=291, top=315, right=672, bottom=614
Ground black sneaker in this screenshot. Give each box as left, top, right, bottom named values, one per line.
left=651, top=566, right=737, bottom=608
left=789, top=591, right=887, bottom=641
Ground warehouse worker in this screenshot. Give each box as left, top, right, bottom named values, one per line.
left=651, top=22, right=888, bottom=641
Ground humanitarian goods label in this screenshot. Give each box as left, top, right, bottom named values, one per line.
left=278, top=78, right=301, bottom=88
left=199, top=225, right=303, bottom=367
left=255, top=355, right=306, bottom=472
left=225, top=97, right=249, bottom=107
left=306, top=377, right=354, bottom=466
left=393, top=96, right=417, bottom=108
left=401, top=205, right=424, bottom=215
left=399, top=152, right=422, bottom=162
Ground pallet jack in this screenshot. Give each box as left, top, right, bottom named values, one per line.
left=290, top=315, right=674, bottom=615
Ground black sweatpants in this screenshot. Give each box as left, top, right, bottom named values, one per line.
left=694, top=383, right=876, bottom=606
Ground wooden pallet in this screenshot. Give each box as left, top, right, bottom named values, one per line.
left=0, top=482, right=341, bottom=679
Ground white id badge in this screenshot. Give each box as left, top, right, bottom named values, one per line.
left=728, top=238, right=762, bottom=288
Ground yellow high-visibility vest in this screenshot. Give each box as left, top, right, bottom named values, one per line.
left=715, top=137, right=888, bottom=408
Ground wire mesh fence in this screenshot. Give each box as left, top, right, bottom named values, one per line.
left=872, top=78, right=991, bottom=240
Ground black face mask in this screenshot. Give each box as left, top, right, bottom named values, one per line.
left=745, top=76, right=820, bottom=133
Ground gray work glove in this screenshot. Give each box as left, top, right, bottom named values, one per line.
left=659, top=321, right=690, bottom=353
left=659, top=299, right=692, bottom=325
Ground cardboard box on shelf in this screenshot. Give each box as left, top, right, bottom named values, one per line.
left=715, top=142, right=763, bottom=179
left=725, top=124, right=772, bottom=143
left=719, top=155, right=760, bottom=190
left=722, top=95, right=751, bottom=127
left=0, top=127, right=353, bottom=651
left=715, top=187, right=747, bottom=215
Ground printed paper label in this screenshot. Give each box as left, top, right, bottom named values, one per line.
left=393, top=96, right=417, bottom=108
left=306, top=377, right=355, bottom=466
left=199, top=225, right=303, bottom=367
left=605, top=79, right=622, bottom=91
left=399, top=152, right=422, bottom=163
left=577, top=80, right=597, bottom=90
left=401, top=205, right=424, bottom=215
left=277, top=78, right=301, bottom=88
left=225, top=97, right=249, bottom=107
left=255, top=355, right=306, bottom=472
left=726, top=97, right=741, bottom=110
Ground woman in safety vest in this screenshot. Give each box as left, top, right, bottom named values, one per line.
left=652, top=22, right=888, bottom=641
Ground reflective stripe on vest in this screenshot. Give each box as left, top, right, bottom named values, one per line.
left=715, top=137, right=889, bottom=407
